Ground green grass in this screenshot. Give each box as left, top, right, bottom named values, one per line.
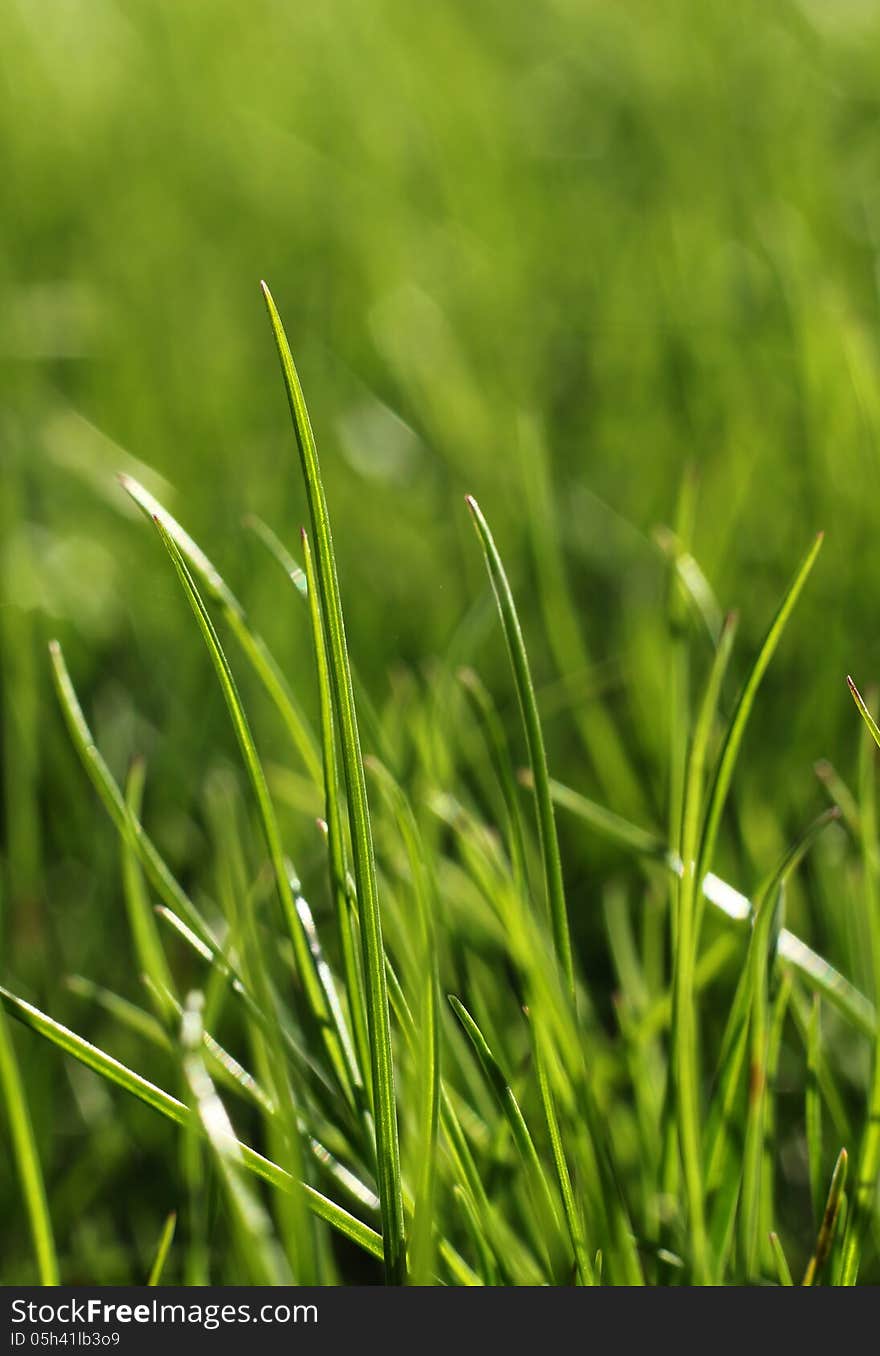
left=6, top=0, right=880, bottom=1287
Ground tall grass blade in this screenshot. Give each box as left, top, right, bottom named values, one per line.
left=262, top=280, right=405, bottom=1283
left=465, top=494, right=574, bottom=1002
left=0, top=1008, right=59, bottom=1284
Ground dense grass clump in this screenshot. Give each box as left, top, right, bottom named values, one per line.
left=2, top=286, right=880, bottom=1285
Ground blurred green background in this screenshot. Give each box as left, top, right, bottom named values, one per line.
left=3, top=0, right=880, bottom=1281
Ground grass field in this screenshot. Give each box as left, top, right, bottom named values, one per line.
left=4, top=0, right=880, bottom=1284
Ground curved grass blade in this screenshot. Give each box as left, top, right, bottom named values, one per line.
left=147, top=511, right=357, bottom=1113
left=0, top=1007, right=59, bottom=1284
left=672, top=611, right=737, bottom=1283
left=696, top=532, right=823, bottom=883
left=262, top=280, right=405, bottom=1283
left=465, top=495, right=574, bottom=1002
left=147, top=1211, right=177, bottom=1286
left=0, top=983, right=383, bottom=1261
left=119, top=474, right=321, bottom=785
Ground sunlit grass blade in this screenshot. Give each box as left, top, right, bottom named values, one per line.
left=0, top=983, right=383, bottom=1261
left=301, top=526, right=371, bottom=1107
left=262, top=280, right=405, bottom=1283
left=697, top=532, right=824, bottom=881
left=147, top=1211, right=177, bottom=1286
left=803, top=1148, right=847, bottom=1285
left=119, top=474, right=321, bottom=785
left=544, top=773, right=874, bottom=1036
left=0, top=1007, right=59, bottom=1284
left=180, top=993, right=290, bottom=1285
left=145, top=510, right=357, bottom=1113
left=465, top=494, right=574, bottom=1002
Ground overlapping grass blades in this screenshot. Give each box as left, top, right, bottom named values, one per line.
left=262, top=281, right=405, bottom=1284
left=0, top=983, right=383, bottom=1260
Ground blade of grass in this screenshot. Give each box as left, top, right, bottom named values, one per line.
left=0, top=1006, right=59, bottom=1284
left=803, top=1148, right=848, bottom=1285
left=121, top=757, right=177, bottom=1021
left=147, top=1211, right=177, bottom=1285
left=465, top=494, right=574, bottom=1003
left=769, top=1231, right=794, bottom=1286
left=262, top=280, right=405, bottom=1283
left=672, top=612, right=737, bottom=1283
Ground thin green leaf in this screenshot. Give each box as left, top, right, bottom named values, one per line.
left=768, top=1231, right=793, bottom=1286
left=0, top=1006, right=59, bottom=1284
left=465, top=494, right=574, bottom=1002
left=147, top=1212, right=177, bottom=1286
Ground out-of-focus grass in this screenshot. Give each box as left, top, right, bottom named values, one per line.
left=4, top=0, right=880, bottom=1283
